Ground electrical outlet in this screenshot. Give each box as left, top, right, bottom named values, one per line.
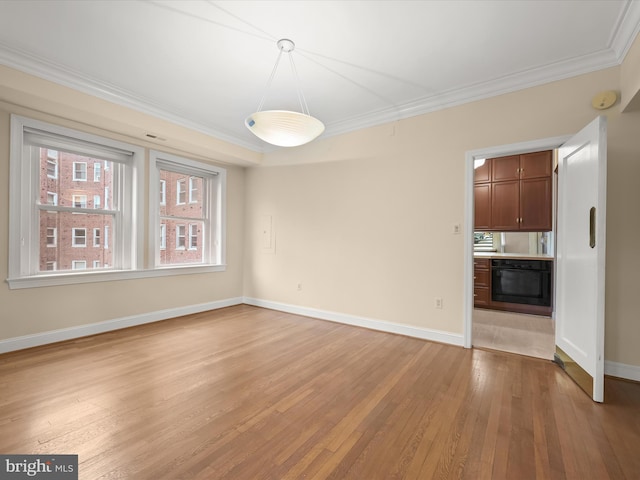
left=453, top=224, right=461, bottom=234
left=435, top=297, right=443, bottom=309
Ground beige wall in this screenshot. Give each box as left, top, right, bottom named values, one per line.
left=244, top=65, right=640, bottom=368
left=0, top=82, right=246, bottom=341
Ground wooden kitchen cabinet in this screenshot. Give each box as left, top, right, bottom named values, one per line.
left=474, top=150, right=552, bottom=232
left=474, top=183, right=492, bottom=230
left=473, top=258, right=491, bottom=308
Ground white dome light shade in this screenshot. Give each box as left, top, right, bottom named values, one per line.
left=245, top=110, right=325, bottom=147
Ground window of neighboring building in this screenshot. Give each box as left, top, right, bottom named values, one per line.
left=72, top=195, right=88, bottom=209
left=176, top=178, right=186, bottom=205
left=149, top=150, right=225, bottom=268
left=73, top=161, right=87, bottom=181
left=176, top=224, right=186, bottom=250
left=94, top=162, right=101, bottom=182
left=46, top=227, right=57, bottom=247
left=93, top=260, right=100, bottom=268
left=160, top=223, right=166, bottom=250
left=72, top=260, right=87, bottom=270
left=189, top=177, right=199, bottom=203
left=93, top=228, right=101, bottom=247
left=47, top=192, right=58, bottom=206
left=8, top=115, right=143, bottom=288
left=189, top=223, right=198, bottom=250
left=160, top=180, right=166, bottom=206
left=72, top=228, right=86, bottom=247
left=45, top=261, right=56, bottom=271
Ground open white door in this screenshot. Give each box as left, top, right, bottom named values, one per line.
left=556, top=116, right=607, bottom=402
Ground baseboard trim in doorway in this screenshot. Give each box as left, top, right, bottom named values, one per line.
left=0, top=297, right=244, bottom=354
left=605, top=360, right=640, bottom=382
left=242, top=297, right=464, bottom=347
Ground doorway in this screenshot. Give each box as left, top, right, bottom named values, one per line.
left=462, top=135, right=571, bottom=351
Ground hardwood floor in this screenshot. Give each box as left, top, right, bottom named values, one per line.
left=1, top=304, right=639, bottom=479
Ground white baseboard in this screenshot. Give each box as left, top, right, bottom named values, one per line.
left=0, top=297, right=243, bottom=354
left=242, top=297, right=465, bottom=347
left=605, top=360, right=640, bottom=382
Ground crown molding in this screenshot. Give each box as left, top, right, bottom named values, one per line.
left=0, top=42, right=265, bottom=152
left=609, top=0, right=640, bottom=61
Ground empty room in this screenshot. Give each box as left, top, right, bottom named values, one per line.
left=1, top=1, right=640, bottom=479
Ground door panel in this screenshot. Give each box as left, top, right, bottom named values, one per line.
left=556, top=116, right=607, bottom=402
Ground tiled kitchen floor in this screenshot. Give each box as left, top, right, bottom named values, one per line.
left=472, top=308, right=555, bottom=360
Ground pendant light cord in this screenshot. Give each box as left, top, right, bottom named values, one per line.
left=256, top=48, right=284, bottom=112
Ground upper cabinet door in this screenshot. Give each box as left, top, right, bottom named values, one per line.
left=520, top=150, right=552, bottom=179
left=474, top=158, right=491, bottom=183
left=491, top=155, right=520, bottom=182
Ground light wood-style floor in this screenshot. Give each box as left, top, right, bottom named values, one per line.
left=1, top=305, right=639, bottom=479
left=472, top=308, right=555, bottom=360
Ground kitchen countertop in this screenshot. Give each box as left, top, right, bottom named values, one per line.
left=474, top=251, right=554, bottom=260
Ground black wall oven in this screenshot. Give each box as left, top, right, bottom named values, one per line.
left=491, top=259, right=552, bottom=307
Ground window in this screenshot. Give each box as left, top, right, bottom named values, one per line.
left=45, top=261, right=56, bottom=271
left=72, top=195, right=88, bottom=209
left=46, top=150, right=58, bottom=179
left=73, top=162, right=87, bottom=181
left=160, top=223, right=166, bottom=250
left=94, top=162, right=101, bottom=182
left=93, top=260, right=101, bottom=269
left=46, top=227, right=57, bottom=247
left=176, top=224, right=186, bottom=249
left=72, top=260, right=87, bottom=270
left=176, top=178, right=186, bottom=205
left=160, top=180, right=166, bottom=205
left=72, top=228, right=86, bottom=247
left=189, top=177, right=199, bottom=203
left=189, top=224, right=198, bottom=250
left=8, top=115, right=144, bottom=288
left=150, top=150, right=225, bottom=268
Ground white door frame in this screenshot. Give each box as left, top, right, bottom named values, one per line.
left=463, top=135, right=571, bottom=348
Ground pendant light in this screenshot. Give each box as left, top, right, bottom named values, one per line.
left=245, top=39, right=325, bottom=147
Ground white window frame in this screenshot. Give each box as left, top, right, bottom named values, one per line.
left=159, top=180, right=166, bottom=206
left=160, top=223, right=166, bottom=250
left=176, top=178, right=186, bottom=205
left=46, top=227, right=57, bottom=247
left=93, top=194, right=101, bottom=209
left=176, top=224, right=186, bottom=250
left=46, top=261, right=56, bottom=271
left=149, top=150, right=226, bottom=271
left=72, top=194, right=88, bottom=209
left=72, top=228, right=87, bottom=247
left=189, top=223, right=198, bottom=250
left=72, top=260, right=87, bottom=270
left=93, top=260, right=101, bottom=269
left=47, top=159, right=58, bottom=179
left=47, top=191, right=58, bottom=206
left=73, top=161, right=87, bottom=181
left=189, top=177, right=198, bottom=203
left=93, top=228, right=101, bottom=247
left=94, top=162, right=101, bottom=182
left=7, top=115, right=145, bottom=289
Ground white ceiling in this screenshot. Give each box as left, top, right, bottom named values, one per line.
left=0, top=1, right=639, bottom=153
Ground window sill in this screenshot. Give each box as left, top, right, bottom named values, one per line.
left=6, top=264, right=227, bottom=290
